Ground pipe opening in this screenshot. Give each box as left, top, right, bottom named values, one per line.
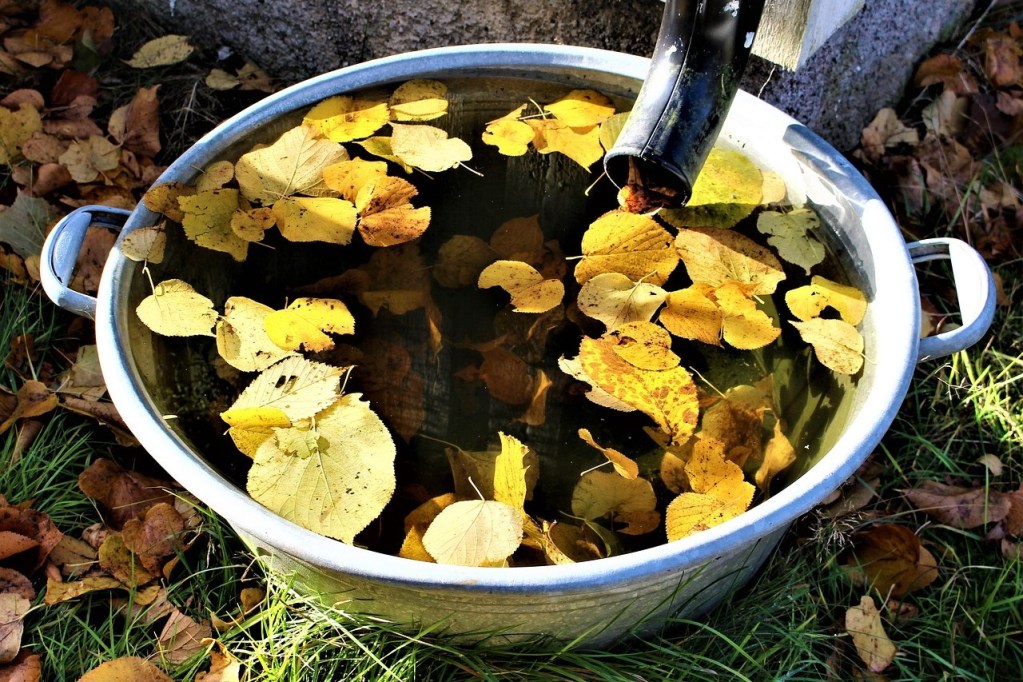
left=605, top=153, right=692, bottom=214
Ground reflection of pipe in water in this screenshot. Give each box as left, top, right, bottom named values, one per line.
left=604, top=0, right=766, bottom=212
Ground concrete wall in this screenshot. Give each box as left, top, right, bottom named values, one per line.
left=135, top=0, right=977, bottom=151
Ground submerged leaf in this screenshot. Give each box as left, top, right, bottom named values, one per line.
left=178, top=188, right=248, bottom=261
left=389, top=79, right=448, bottom=122
left=756, top=208, right=825, bottom=275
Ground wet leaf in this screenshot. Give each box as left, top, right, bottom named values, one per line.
left=493, top=432, right=530, bottom=511
left=785, top=275, right=867, bottom=324
left=845, top=524, right=939, bottom=598
left=755, top=208, right=825, bottom=274
left=421, top=500, right=523, bottom=567
left=446, top=440, right=541, bottom=505
left=543, top=89, right=615, bottom=128
left=791, top=318, right=864, bottom=375
left=126, top=35, right=193, bottom=68
left=482, top=105, right=534, bottom=156
left=490, top=214, right=545, bottom=265
left=660, top=148, right=763, bottom=227
left=527, top=118, right=602, bottom=169
left=303, top=95, right=389, bottom=142
left=846, top=595, right=897, bottom=673
left=571, top=470, right=658, bottom=534
left=675, top=227, right=786, bottom=295
left=597, top=111, right=630, bottom=151
left=754, top=421, right=797, bottom=493
left=247, top=394, right=396, bottom=544
left=578, top=428, right=639, bottom=479
left=353, top=175, right=431, bottom=247
left=574, top=210, right=678, bottom=285
left=605, top=321, right=680, bottom=371
left=222, top=356, right=345, bottom=423
left=178, top=189, right=249, bottom=261
left=221, top=406, right=291, bottom=458
left=120, top=224, right=166, bottom=263
left=433, top=235, right=496, bottom=287
left=216, top=297, right=296, bottom=372
left=903, top=481, right=1012, bottom=528
left=715, top=280, right=782, bottom=350
left=389, top=123, right=472, bottom=172
left=576, top=272, right=667, bottom=331
left=577, top=336, right=698, bottom=443
left=389, top=79, right=448, bottom=122
left=193, top=160, right=235, bottom=193
left=235, top=125, right=348, bottom=204
left=230, top=207, right=275, bottom=242
left=272, top=196, right=357, bottom=246
left=355, top=137, right=414, bottom=173
left=478, top=260, right=564, bottom=313
left=665, top=437, right=755, bottom=541
left=264, top=297, right=355, bottom=352
left=141, top=182, right=194, bottom=223
left=136, top=279, right=218, bottom=337
left=658, top=284, right=723, bottom=346
left=478, top=347, right=535, bottom=405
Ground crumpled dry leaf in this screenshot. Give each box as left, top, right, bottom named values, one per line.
left=108, top=85, right=160, bottom=157
left=353, top=175, right=431, bottom=247
left=194, top=640, right=243, bottom=682
left=77, top=458, right=178, bottom=529
left=859, top=108, right=920, bottom=164
left=120, top=223, right=166, bottom=264
left=0, top=191, right=58, bottom=261
left=0, top=593, right=30, bottom=664
left=156, top=608, right=211, bottom=664
left=903, top=480, right=1012, bottom=528
left=0, top=102, right=42, bottom=165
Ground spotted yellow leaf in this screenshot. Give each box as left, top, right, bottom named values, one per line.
left=354, top=175, right=431, bottom=247
left=120, top=224, right=166, bottom=263
left=264, top=297, right=355, bottom=352
left=216, top=296, right=296, bottom=372
left=303, top=96, right=389, bottom=142
left=576, top=272, right=667, bottom=331
left=478, top=260, right=564, bottom=313
left=272, top=196, right=357, bottom=245
left=177, top=188, right=249, bottom=261
left=791, top=318, right=865, bottom=375
left=574, top=210, right=678, bottom=285
left=224, top=355, right=346, bottom=422
left=605, top=321, right=680, bottom=371
left=785, top=275, right=867, bottom=324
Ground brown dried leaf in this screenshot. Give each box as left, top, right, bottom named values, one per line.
left=42, top=574, right=123, bottom=605
left=0, top=650, right=41, bottom=682
left=903, top=481, right=1011, bottom=528
left=859, top=109, right=919, bottom=164
left=108, top=85, right=160, bottom=157
left=156, top=609, right=211, bottom=664
left=121, top=502, right=186, bottom=574
left=0, top=593, right=29, bottom=665
left=0, top=567, right=35, bottom=601
left=78, top=656, right=172, bottom=682
left=77, top=458, right=177, bottom=529
left=913, top=54, right=978, bottom=94
left=845, top=524, right=939, bottom=597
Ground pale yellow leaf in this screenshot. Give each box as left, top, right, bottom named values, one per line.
left=390, top=123, right=472, bottom=172
left=120, top=224, right=166, bottom=263
left=528, top=118, right=602, bottom=169
left=136, top=279, right=217, bottom=337
left=544, top=89, right=615, bottom=127
left=575, top=210, right=678, bottom=285
left=389, top=79, right=448, bottom=122
left=846, top=595, right=898, bottom=673
left=224, top=355, right=345, bottom=422
left=216, top=296, right=296, bottom=372
left=272, top=196, right=357, bottom=245
left=303, top=96, right=389, bottom=142
left=421, top=500, right=523, bottom=566
left=578, top=428, right=639, bottom=479
left=675, top=227, right=785, bottom=295
left=576, top=272, right=667, bottom=331
left=478, top=260, right=564, bottom=313
left=791, top=318, right=865, bottom=374
left=482, top=105, right=534, bottom=156
left=126, top=35, right=193, bottom=68
left=235, top=125, right=348, bottom=204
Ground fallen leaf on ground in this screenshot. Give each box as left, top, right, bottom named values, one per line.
left=0, top=651, right=41, bottom=682
left=0, top=192, right=59, bottom=260
left=42, top=574, right=123, bottom=605
left=78, top=656, right=173, bottom=681
left=77, top=458, right=178, bottom=529
left=121, top=502, right=186, bottom=574
left=903, top=480, right=1012, bottom=528
left=126, top=35, right=193, bottom=68
left=0, top=593, right=29, bottom=664
left=846, top=595, right=897, bottom=673
left=844, top=524, right=939, bottom=598
left=194, top=640, right=243, bottom=682
left=156, top=608, right=211, bottom=664
left=108, top=85, right=160, bottom=157
left=98, top=533, right=156, bottom=587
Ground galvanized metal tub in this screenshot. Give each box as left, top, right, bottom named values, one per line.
left=40, top=44, right=996, bottom=647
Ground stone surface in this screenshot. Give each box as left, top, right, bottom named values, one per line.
left=133, top=0, right=976, bottom=151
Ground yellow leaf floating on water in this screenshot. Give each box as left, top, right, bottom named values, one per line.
left=177, top=188, right=249, bottom=261
left=142, top=182, right=194, bottom=223
left=235, top=125, right=348, bottom=205
left=658, top=284, right=723, bottom=346
left=355, top=136, right=414, bottom=173
left=421, top=500, right=523, bottom=566
left=223, top=356, right=345, bottom=423
left=478, top=260, right=565, bottom=313
left=322, top=157, right=388, bottom=201
left=193, top=159, right=235, bottom=192
left=482, top=105, right=534, bottom=156
left=247, top=394, right=396, bottom=544
left=216, top=296, right=296, bottom=372
left=543, top=89, right=615, bottom=128
left=272, top=196, right=358, bottom=245
left=755, top=421, right=797, bottom=494
left=578, top=428, right=639, bottom=479
left=675, top=227, right=785, bottom=295
left=389, top=79, right=448, bottom=122
left=660, top=148, right=763, bottom=228
left=445, top=441, right=540, bottom=504
left=575, top=210, right=678, bottom=285
left=557, top=356, right=636, bottom=413
left=577, top=335, right=698, bottom=444
left=528, top=118, right=603, bottom=169
left=136, top=279, right=217, bottom=337
left=493, top=432, right=530, bottom=512
left=714, top=280, right=782, bottom=350
left=571, top=470, right=659, bottom=535
left=354, top=175, right=431, bottom=247
left=785, top=275, right=867, bottom=324
left=598, top=111, right=630, bottom=151
left=665, top=437, right=755, bottom=541
left=230, top=206, right=274, bottom=242
left=264, top=297, right=355, bottom=352
left=219, top=406, right=291, bottom=458
left=756, top=208, right=825, bottom=275
left=791, top=318, right=865, bottom=375
left=390, top=123, right=472, bottom=172
left=120, top=224, right=166, bottom=263
left=606, top=321, right=680, bottom=371
left=302, top=95, right=389, bottom=143
left=576, top=272, right=667, bottom=331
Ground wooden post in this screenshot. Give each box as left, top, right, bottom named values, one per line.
left=752, top=0, right=866, bottom=69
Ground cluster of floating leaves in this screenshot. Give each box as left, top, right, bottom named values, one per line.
left=133, top=81, right=869, bottom=567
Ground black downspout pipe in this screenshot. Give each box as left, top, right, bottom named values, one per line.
left=605, top=0, right=767, bottom=212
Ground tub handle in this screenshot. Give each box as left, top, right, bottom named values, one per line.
left=907, top=238, right=996, bottom=361
left=40, top=205, right=131, bottom=320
